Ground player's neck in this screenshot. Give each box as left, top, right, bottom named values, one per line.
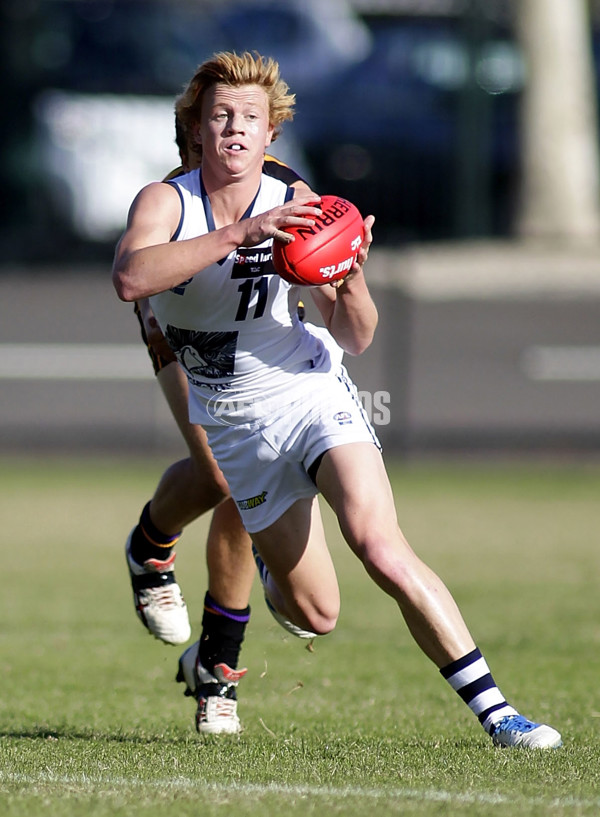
left=202, top=167, right=262, bottom=228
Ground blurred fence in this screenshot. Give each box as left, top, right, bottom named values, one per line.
left=1, top=241, right=599, bottom=458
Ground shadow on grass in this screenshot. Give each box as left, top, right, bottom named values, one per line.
left=0, top=725, right=201, bottom=745
left=0, top=724, right=492, bottom=754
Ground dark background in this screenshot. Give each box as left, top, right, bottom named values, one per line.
left=0, top=0, right=533, bottom=261
left=1, top=0, right=599, bottom=457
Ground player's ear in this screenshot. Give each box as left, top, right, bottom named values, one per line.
left=265, top=125, right=274, bottom=148
left=191, top=122, right=202, bottom=146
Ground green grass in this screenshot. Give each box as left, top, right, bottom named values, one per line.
left=1, top=456, right=600, bottom=816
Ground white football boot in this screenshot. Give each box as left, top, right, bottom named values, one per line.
left=125, top=530, right=191, bottom=645
left=176, top=640, right=247, bottom=735
left=492, top=715, right=562, bottom=749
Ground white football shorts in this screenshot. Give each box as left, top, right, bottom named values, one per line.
left=203, top=365, right=381, bottom=533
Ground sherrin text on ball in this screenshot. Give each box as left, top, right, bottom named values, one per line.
left=272, top=195, right=364, bottom=286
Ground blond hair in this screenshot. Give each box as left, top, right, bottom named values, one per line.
left=175, top=51, right=295, bottom=157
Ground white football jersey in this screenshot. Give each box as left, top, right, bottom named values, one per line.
left=149, top=169, right=335, bottom=425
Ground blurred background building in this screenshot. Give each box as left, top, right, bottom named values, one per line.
left=1, top=0, right=599, bottom=456
left=0, top=0, right=531, bottom=256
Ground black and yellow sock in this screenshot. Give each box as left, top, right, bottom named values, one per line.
left=129, top=501, right=181, bottom=566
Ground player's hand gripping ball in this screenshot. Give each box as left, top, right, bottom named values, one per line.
left=272, top=195, right=364, bottom=286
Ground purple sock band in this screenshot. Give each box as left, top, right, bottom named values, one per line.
left=205, top=596, right=251, bottom=624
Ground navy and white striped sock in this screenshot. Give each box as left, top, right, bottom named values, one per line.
left=440, top=647, right=518, bottom=734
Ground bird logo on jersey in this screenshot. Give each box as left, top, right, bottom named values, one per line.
left=166, top=325, right=238, bottom=381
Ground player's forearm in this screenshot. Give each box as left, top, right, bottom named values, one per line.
left=113, top=225, right=241, bottom=302
left=328, top=272, right=378, bottom=356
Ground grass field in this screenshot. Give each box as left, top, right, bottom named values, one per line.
left=1, top=455, right=600, bottom=816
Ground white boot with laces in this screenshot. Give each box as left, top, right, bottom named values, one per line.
left=125, top=530, right=191, bottom=645
left=176, top=640, right=247, bottom=735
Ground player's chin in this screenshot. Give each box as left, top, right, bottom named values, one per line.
left=220, top=151, right=249, bottom=171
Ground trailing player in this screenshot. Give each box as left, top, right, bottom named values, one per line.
left=113, top=51, right=561, bottom=749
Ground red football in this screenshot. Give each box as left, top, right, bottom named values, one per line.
left=272, top=195, right=364, bottom=286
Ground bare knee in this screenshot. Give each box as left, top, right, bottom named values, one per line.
left=288, top=591, right=340, bottom=635
left=308, top=599, right=339, bottom=635
left=200, top=479, right=229, bottom=510
left=269, top=585, right=339, bottom=635
left=188, top=459, right=229, bottom=509
left=299, top=602, right=339, bottom=635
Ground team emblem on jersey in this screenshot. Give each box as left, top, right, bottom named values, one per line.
left=166, top=325, right=238, bottom=381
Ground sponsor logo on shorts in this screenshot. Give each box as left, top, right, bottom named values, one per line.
left=237, top=491, right=268, bottom=511
left=333, top=411, right=353, bottom=425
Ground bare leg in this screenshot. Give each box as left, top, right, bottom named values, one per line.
left=251, top=444, right=561, bottom=748
left=128, top=361, right=256, bottom=653
left=252, top=445, right=473, bottom=664
left=252, top=496, right=340, bottom=635
left=149, top=363, right=230, bottom=535
left=316, top=443, right=475, bottom=667
left=206, top=498, right=255, bottom=610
